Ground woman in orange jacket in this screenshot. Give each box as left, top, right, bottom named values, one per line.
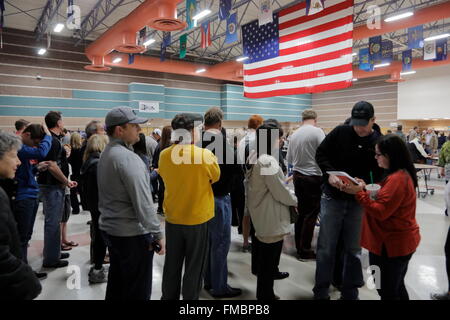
left=345, top=134, right=420, bottom=300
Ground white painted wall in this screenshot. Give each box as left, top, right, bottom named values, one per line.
left=398, top=64, right=450, bottom=120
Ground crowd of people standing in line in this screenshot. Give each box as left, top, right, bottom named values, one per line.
left=0, top=101, right=449, bottom=301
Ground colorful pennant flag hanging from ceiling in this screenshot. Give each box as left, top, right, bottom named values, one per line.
left=424, top=40, right=437, bottom=60
left=128, top=53, right=135, bottom=65
left=186, top=0, right=197, bottom=29
left=219, top=0, right=232, bottom=21
left=258, top=0, right=273, bottom=26
left=402, top=49, right=412, bottom=71
left=381, top=39, right=393, bottom=64
left=225, top=12, right=238, bottom=44
left=434, top=38, right=448, bottom=62
left=180, top=34, right=187, bottom=58
left=306, top=0, right=325, bottom=16
left=359, top=48, right=373, bottom=71
left=201, top=21, right=211, bottom=49
left=160, top=43, right=166, bottom=62
left=408, top=25, right=424, bottom=49
left=242, top=0, right=354, bottom=98
left=369, top=35, right=382, bottom=64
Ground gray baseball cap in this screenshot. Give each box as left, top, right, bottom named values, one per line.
left=105, top=107, right=148, bottom=128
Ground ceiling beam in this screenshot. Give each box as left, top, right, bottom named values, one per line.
left=34, top=0, right=64, bottom=40
left=74, top=0, right=126, bottom=46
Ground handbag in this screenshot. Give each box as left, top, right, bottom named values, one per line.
left=289, top=206, right=299, bottom=224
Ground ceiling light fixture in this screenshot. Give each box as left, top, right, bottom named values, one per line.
left=195, top=68, right=206, bottom=73
left=54, top=23, right=65, bottom=33
left=384, top=11, right=414, bottom=22
left=424, top=33, right=450, bottom=42
left=143, top=38, right=156, bottom=47
left=373, top=62, right=391, bottom=68
left=193, top=9, right=212, bottom=21
left=38, top=48, right=47, bottom=55
left=352, top=78, right=358, bottom=81
left=236, top=56, right=249, bottom=62
left=400, top=70, right=416, bottom=76
left=112, top=57, right=122, bottom=64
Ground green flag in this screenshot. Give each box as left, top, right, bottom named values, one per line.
left=180, top=34, right=187, bottom=59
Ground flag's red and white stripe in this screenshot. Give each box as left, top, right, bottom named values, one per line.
left=244, top=0, right=354, bottom=98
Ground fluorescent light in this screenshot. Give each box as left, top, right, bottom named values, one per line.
left=384, top=11, right=414, bottom=22
left=400, top=70, right=416, bottom=76
left=195, top=68, right=206, bottom=73
left=352, top=52, right=357, bottom=56
left=192, top=9, right=212, bottom=21
left=112, top=57, right=122, bottom=64
left=352, top=78, right=358, bottom=82
left=373, top=62, right=390, bottom=68
left=432, top=119, right=438, bottom=120
left=53, top=23, right=64, bottom=33
left=423, top=118, right=430, bottom=120
left=143, top=38, right=155, bottom=47
left=424, top=33, right=450, bottom=42
left=38, top=48, right=47, bottom=55
left=236, top=56, right=249, bottom=62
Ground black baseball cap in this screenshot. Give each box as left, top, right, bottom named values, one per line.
left=171, top=113, right=203, bottom=130
left=350, top=101, right=375, bottom=126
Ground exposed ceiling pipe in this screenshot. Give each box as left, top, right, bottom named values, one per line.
left=105, top=54, right=243, bottom=82
left=85, top=0, right=185, bottom=71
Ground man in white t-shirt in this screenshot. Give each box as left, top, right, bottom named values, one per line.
left=287, top=109, right=325, bottom=261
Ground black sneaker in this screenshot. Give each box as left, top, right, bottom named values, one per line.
left=274, top=272, right=289, bottom=280
left=60, top=253, right=70, bottom=259
left=43, top=260, right=69, bottom=268
left=431, top=292, right=450, bottom=300
left=34, top=271, right=48, bottom=280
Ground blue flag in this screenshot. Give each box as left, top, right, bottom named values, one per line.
left=434, top=38, right=448, bottom=62
left=408, top=26, right=424, bottom=49
left=381, top=40, right=393, bottom=64
left=402, top=50, right=412, bottom=71
left=128, top=53, right=135, bottom=65
left=186, top=0, right=196, bottom=29
left=219, top=0, right=232, bottom=21
left=163, top=31, right=171, bottom=47
left=359, top=48, right=373, bottom=71
left=369, top=36, right=382, bottom=64
left=160, top=43, right=166, bottom=62
left=225, top=12, right=238, bottom=44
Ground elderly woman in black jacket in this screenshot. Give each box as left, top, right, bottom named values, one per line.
left=80, top=134, right=109, bottom=284
left=0, top=131, right=41, bottom=300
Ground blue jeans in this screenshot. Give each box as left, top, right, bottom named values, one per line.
left=313, top=194, right=364, bottom=300
left=40, top=185, right=65, bottom=265
left=13, top=197, right=39, bottom=264
left=204, top=195, right=232, bottom=295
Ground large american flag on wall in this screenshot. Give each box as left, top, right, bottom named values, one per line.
left=242, top=0, right=354, bottom=99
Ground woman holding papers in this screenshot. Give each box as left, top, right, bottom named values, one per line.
left=344, top=134, right=420, bottom=300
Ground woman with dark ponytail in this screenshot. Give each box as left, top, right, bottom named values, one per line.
left=344, top=134, right=420, bottom=300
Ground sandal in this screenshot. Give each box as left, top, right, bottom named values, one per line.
left=61, top=244, right=72, bottom=251
left=64, top=241, right=79, bottom=247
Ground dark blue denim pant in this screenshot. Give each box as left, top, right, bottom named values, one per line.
left=40, top=185, right=64, bottom=265
left=102, top=232, right=155, bottom=300
left=204, top=195, right=232, bottom=295
left=313, top=194, right=364, bottom=300
left=13, top=197, right=39, bottom=264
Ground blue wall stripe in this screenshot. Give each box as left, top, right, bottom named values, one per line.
left=0, top=97, right=127, bottom=109
left=165, top=88, right=220, bottom=99
left=72, top=90, right=129, bottom=101
left=128, top=83, right=165, bottom=93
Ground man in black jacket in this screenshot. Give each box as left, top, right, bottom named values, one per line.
left=200, top=107, right=242, bottom=298
left=313, top=101, right=383, bottom=300
left=0, top=131, right=41, bottom=300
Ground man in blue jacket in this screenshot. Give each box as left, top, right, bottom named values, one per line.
left=14, top=123, right=52, bottom=279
